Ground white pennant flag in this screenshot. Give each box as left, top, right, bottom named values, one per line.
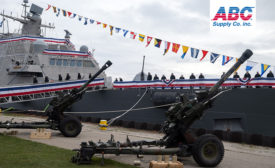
left=245, top=60, right=257, bottom=71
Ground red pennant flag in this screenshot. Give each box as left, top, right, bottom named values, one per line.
left=200, top=50, right=208, bottom=61
left=130, top=32, right=137, bottom=39
left=163, top=41, right=171, bottom=55
left=46, top=4, right=51, bottom=11
left=172, top=43, right=180, bottom=53
left=96, top=21, right=101, bottom=25
left=146, top=36, right=153, bottom=47
left=67, top=11, right=72, bottom=17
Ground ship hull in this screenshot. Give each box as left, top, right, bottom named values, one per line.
left=1, top=88, right=275, bottom=138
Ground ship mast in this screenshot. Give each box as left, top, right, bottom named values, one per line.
left=22, top=0, right=29, bottom=20
left=140, top=55, right=145, bottom=81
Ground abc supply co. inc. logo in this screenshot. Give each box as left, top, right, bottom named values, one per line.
left=210, top=0, right=256, bottom=30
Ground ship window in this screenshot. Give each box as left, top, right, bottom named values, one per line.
left=49, top=58, right=55, bottom=65
left=83, top=60, right=95, bottom=67
left=48, top=44, right=58, bottom=50
left=60, top=45, right=68, bottom=51
left=70, top=60, right=75, bottom=66
left=77, top=60, right=82, bottom=67
left=63, top=59, right=68, bottom=66
left=56, top=59, right=62, bottom=66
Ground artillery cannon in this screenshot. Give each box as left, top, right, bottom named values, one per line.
left=71, top=49, right=253, bottom=167
left=0, top=61, right=112, bottom=137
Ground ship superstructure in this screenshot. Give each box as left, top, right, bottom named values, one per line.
left=0, top=2, right=105, bottom=86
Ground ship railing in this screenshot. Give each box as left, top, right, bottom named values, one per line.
left=0, top=78, right=105, bottom=104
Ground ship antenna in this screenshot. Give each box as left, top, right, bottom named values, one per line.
left=140, top=55, right=145, bottom=81
left=22, top=0, right=29, bottom=20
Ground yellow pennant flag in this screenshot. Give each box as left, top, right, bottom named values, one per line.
left=181, top=45, right=189, bottom=59
left=103, top=23, right=107, bottom=28
left=139, top=34, right=145, bottom=42
left=109, top=25, right=113, bottom=35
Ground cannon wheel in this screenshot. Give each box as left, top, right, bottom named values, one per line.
left=59, top=115, right=82, bottom=137
left=192, top=134, right=224, bottom=167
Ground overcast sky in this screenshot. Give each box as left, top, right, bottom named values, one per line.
left=1, top=0, right=275, bottom=80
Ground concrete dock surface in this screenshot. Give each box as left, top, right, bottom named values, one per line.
left=1, top=115, right=275, bottom=168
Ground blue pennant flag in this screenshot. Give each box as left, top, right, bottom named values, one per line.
left=84, top=18, right=88, bottom=25
left=122, top=29, right=129, bottom=37
left=191, top=48, right=199, bottom=58
left=90, top=19, right=94, bottom=24
left=78, top=15, right=82, bottom=21
left=210, top=53, right=220, bottom=63
left=56, top=8, right=60, bottom=17
left=115, top=27, right=121, bottom=33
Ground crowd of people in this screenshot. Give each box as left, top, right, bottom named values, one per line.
left=114, top=71, right=274, bottom=83
left=145, top=71, right=274, bottom=81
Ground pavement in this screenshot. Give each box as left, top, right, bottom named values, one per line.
left=1, top=114, right=275, bottom=168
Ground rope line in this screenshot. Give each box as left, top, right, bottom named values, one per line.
left=107, top=88, right=148, bottom=126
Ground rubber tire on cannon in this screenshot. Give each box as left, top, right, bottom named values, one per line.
left=59, top=115, right=82, bottom=137
left=192, top=134, right=224, bottom=167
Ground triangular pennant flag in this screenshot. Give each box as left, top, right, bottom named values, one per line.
left=62, top=10, right=67, bottom=17
left=210, top=53, right=220, bottom=63
left=84, top=17, right=88, bottom=25
left=181, top=45, right=189, bottom=59
left=90, top=19, right=94, bottom=24
left=200, top=50, right=208, bottom=61
left=222, top=55, right=233, bottom=65
left=56, top=8, right=60, bottom=17
left=67, top=11, right=72, bottom=17
left=154, top=38, right=162, bottom=48
left=78, top=15, right=82, bottom=21
left=261, top=64, right=270, bottom=76
left=139, top=34, right=145, bottom=42
left=191, top=48, right=199, bottom=58
left=109, top=25, right=114, bottom=35
left=146, top=36, right=153, bottom=47
left=122, top=29, right=129, bottom=37
left=96, top=21, right=101, bottom=25
left=163, top=41, right=171, bottom=55
left=102, top=23, right=107, bottom=28
left=172, top=43, right=180, bottom=53
left=245, top=60, right=257, bottom=71
left=71, top=13, right=76, bottom=18
left=115, top=27, right=121, bottom=33
left=130, top=32, right=137, bottom=39
left=52, top=6, right=57, bottom=13
left=45, top=4, right=51, bottom=11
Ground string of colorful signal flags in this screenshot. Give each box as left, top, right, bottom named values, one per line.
left=45, top=4, right=274, bottom=76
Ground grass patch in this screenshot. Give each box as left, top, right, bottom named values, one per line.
left=0, top=135, right=136, bottom=168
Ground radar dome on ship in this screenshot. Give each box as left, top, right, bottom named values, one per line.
left=32, top=39, right=48, bottom=54
left=80, top=45, right=89, bottom=53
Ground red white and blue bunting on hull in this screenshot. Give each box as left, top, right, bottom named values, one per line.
left=113, top=78, right=275, bottom=88
left=43, top=49, right=90, bottom=57
left=0, top=78, right=104, bottom=98
left=0, top=36, right=69, bottom=44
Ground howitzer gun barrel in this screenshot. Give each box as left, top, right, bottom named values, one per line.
left=208, top=49, right=253, bottom=96
left=77, top=60, right=112, bottom=92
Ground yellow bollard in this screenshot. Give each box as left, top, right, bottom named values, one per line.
left=0, top=108, right=2, bottom=113
left=99, top=120, right=108, bottom=130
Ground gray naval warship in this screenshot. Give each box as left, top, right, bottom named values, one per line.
left=0, top=1, right=275, bottom=147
